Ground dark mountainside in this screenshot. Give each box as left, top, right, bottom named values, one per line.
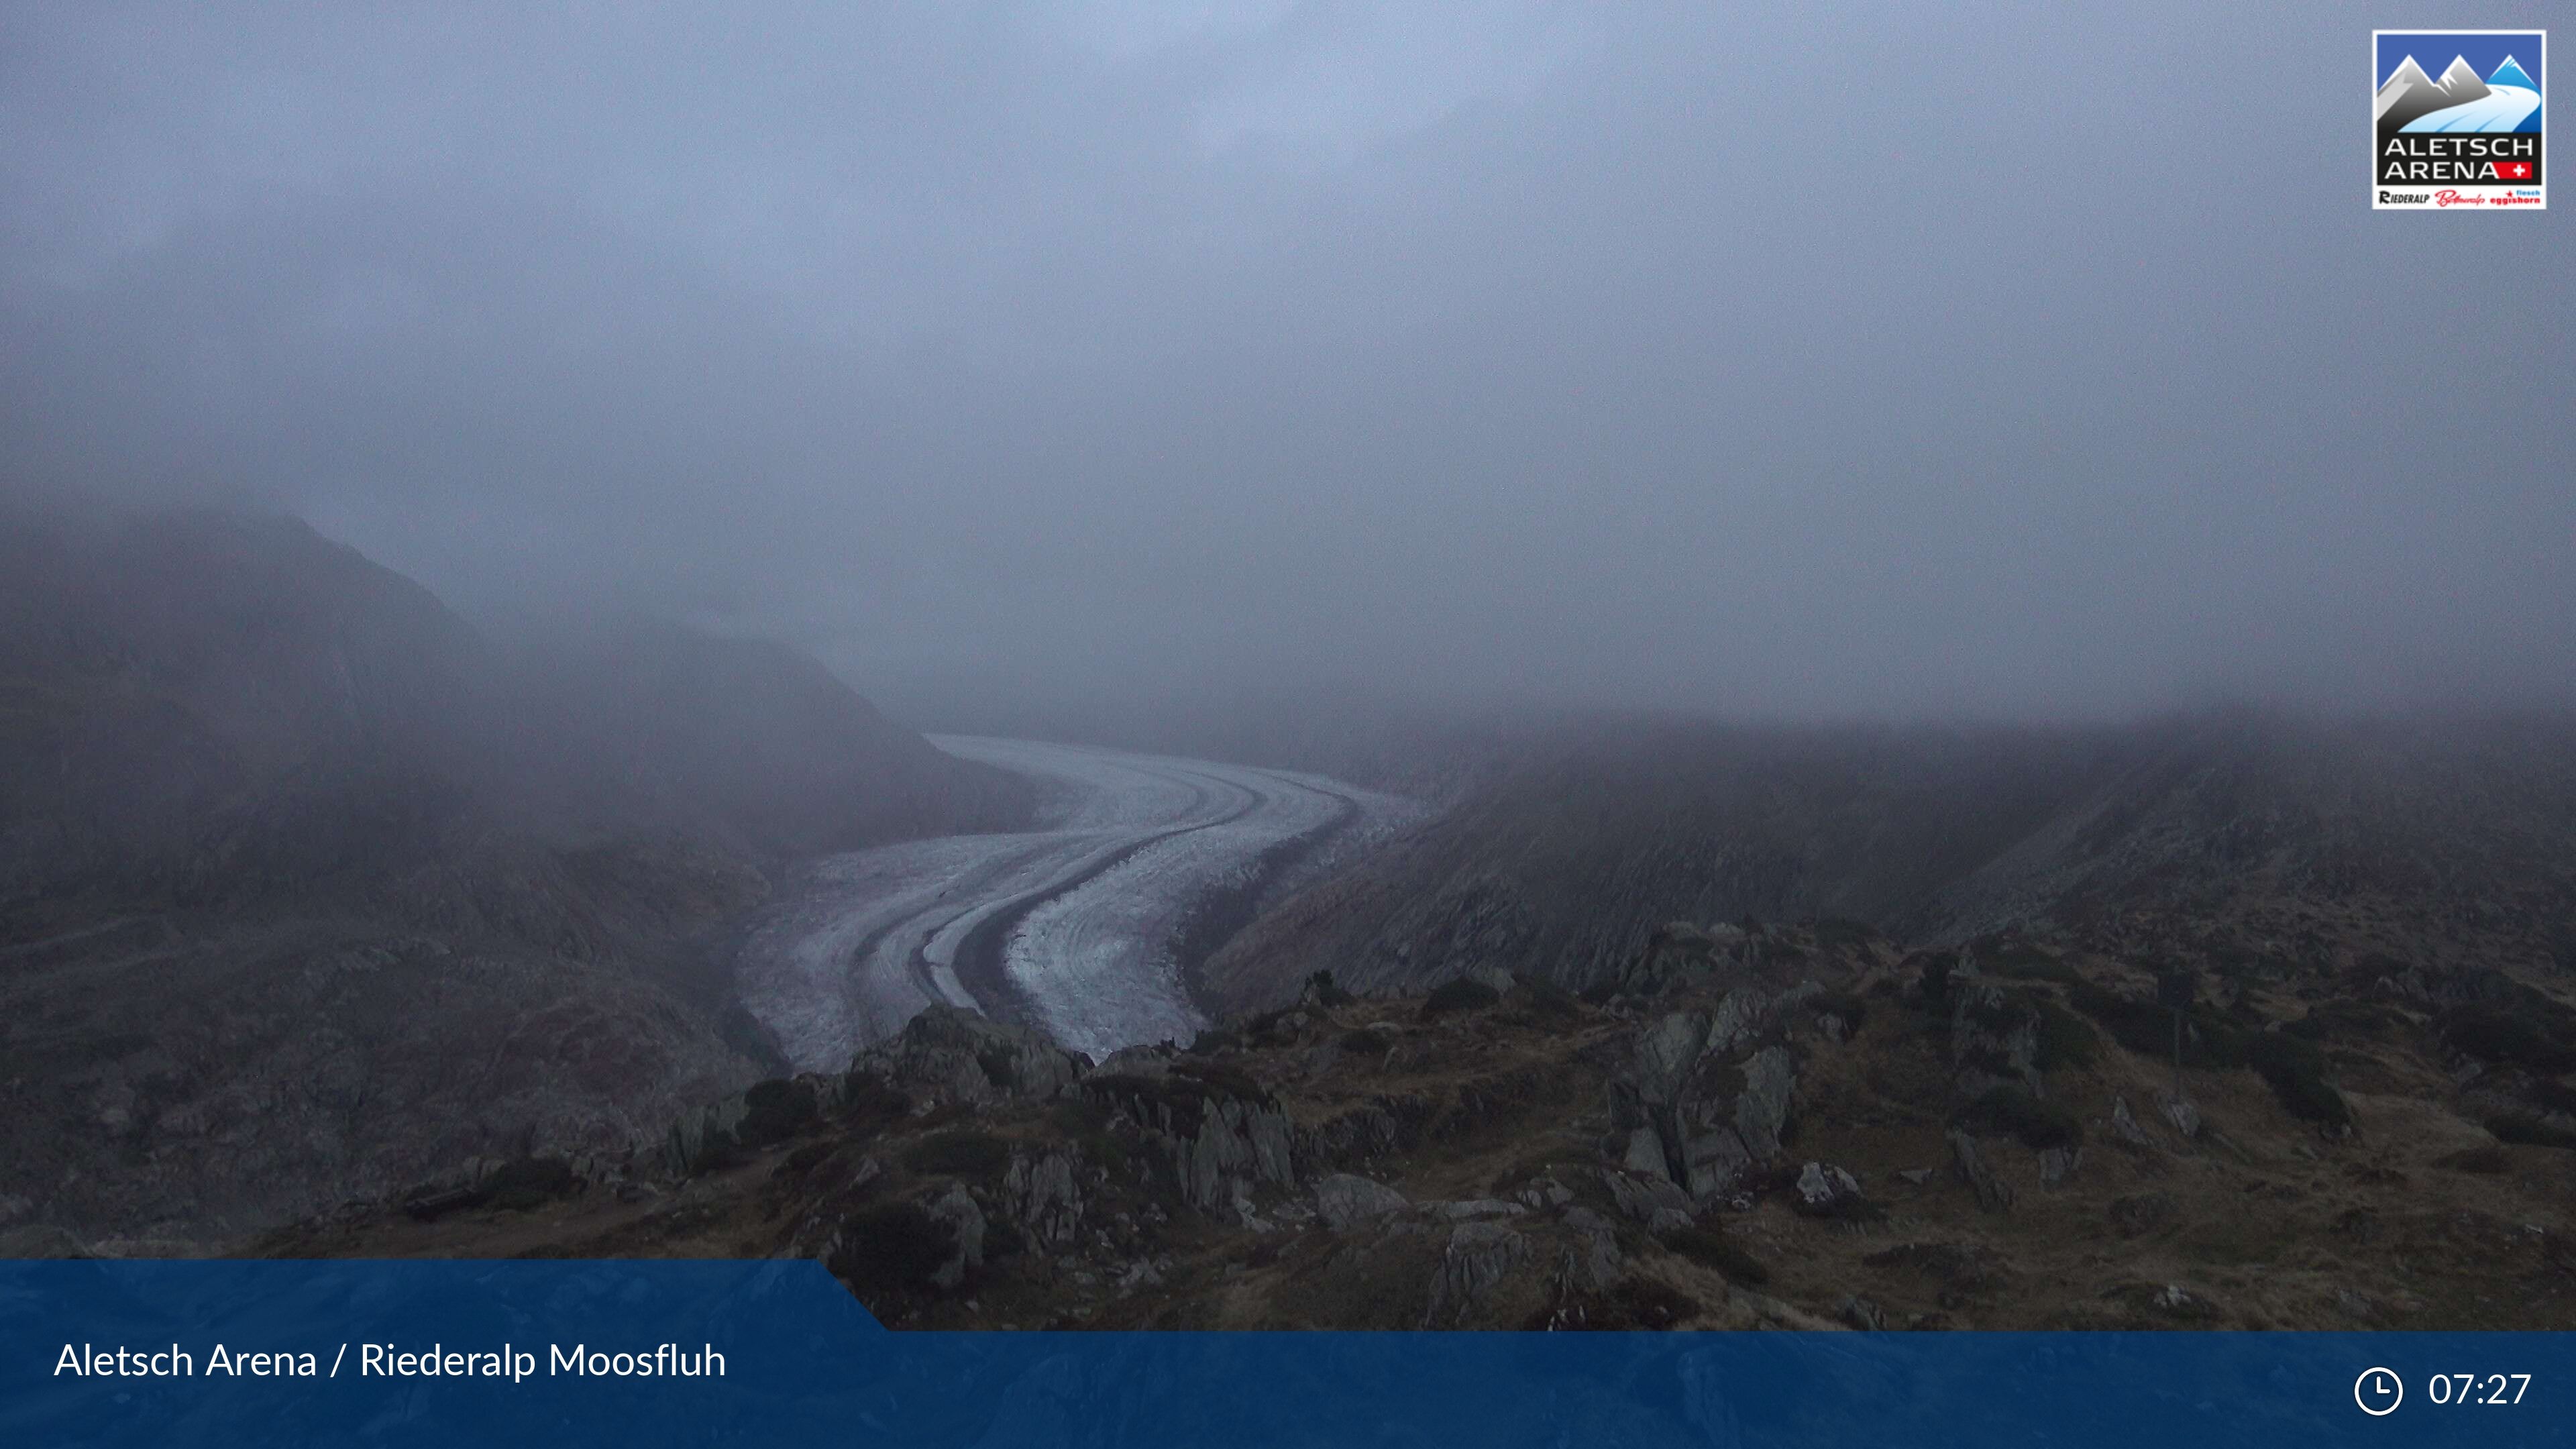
left=1199, top=712, right=2576, bottom=1016
left=0, top=504, right=1030, bottom=1248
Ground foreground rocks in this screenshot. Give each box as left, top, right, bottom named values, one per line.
left=252, top=920, right=2576, bottom=1332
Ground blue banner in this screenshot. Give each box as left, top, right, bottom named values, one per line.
left=1, top=1260, right=2562, bottom=1446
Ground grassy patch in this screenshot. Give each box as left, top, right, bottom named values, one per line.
left=2432, top=1145, right=2512, bottom=1175
left=1421, top=978, right=1501, bottom=1018
left=1171, top=1058, right=1274, bottom=1104
left=2031, top=998, right=2102, bottom=1071
left=900, top=1130, right=1012, bottom=1181
left=1951, top=1085, right=2083, bottom=1150
left=2067, top=981, right=2247, bottom=1068
left=1045, top=1095, right=1139, bottom=1179
left=1527, top=1277, right=1704, bottom=1330
left=1238, top=1008, right=1302, bottom=1045
left=2245, top=1032, right=2351, bottom=1128
left=1660, top=1224, right=1769, bottom=1285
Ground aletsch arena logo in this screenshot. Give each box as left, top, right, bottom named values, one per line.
left=2373, top=30, right=2545, bottom=209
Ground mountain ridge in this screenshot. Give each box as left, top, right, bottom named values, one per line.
left=0, top=502, right=1033, bottom=1244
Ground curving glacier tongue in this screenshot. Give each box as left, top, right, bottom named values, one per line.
left=733, top=737, right=1417, bottom=1069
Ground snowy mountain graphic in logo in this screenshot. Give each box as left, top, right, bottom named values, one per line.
left=2372, top=29, right=2544, bottom=208
left=2375, top=51, right=2542, bottom=136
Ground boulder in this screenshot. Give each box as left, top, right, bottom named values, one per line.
left=1682, top=1127, right=1754, bottom=1201
left=1631, top=1012, right=1713, bottom=1106
left=1732, top=1047, right=1795, bottom=1159
left=1424, top=1220, right=1533, bottom=1326
left=2156, top=1091, right=2202, bottom=1140
left=1193, top=1097, right=1293, bottom=1209
left=1313, top=1173, right=1407, bottom=1230
left=925, top=1183, right=987, bottom=1290
left=1560, top=1205, right=1623, bottom=1292
left=1599, top=1168, right=1693, bottom=1226
left=1619, top=1126, right=1668, bottom=1177
left=1704, top=987, right=1768, bottom=1061
left=1792, top=1161, right=1864, bottom=1217
left=1514, top=1175, right=1576, bottom=1210
left=1948, top=1128, right=2015, bottom=1214
left=2108, top=1093, right=2155, bottom=1148
left=2038, top=1145, right=2082, bottom=1187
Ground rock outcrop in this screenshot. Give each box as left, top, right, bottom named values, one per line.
left=849, top=1006, right=1089, bottom=1108
left=1950, top=981, right=2041, bottom=1097
left=665, top=1074, right=837, bottom=1176
left=1948, top=1128, right=2015, bottom=1214
left=1607, top=986, right=1807, bottom=1205
left=1792, top=1161, right=1865, bottom=1218
left=1080, top=1061, right=1295, bottom=1214
left=263, top=910, right=2576, bottom=1333
left=1002, top=1149, right=1088, bottom=1250
left=1424, top=1221, right=1534, bottom=1326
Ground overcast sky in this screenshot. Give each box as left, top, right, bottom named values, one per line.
left=3, top=2, right=2569, bottom=722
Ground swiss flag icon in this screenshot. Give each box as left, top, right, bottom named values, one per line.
left=2496, top=160, right=2534, bottom=180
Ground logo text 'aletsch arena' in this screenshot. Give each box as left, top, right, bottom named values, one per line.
left=2373, top=30, right=2545, bottom=209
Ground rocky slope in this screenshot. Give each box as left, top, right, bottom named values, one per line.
left=1200, top=712, right=2576, bottom=1015
left=0, top=503, right=1030, bottom=1246
left=250, top=918, right=2576, bottom=1330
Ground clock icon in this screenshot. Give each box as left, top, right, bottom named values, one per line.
left=2355, top=1367, right=2404, bottom=1416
